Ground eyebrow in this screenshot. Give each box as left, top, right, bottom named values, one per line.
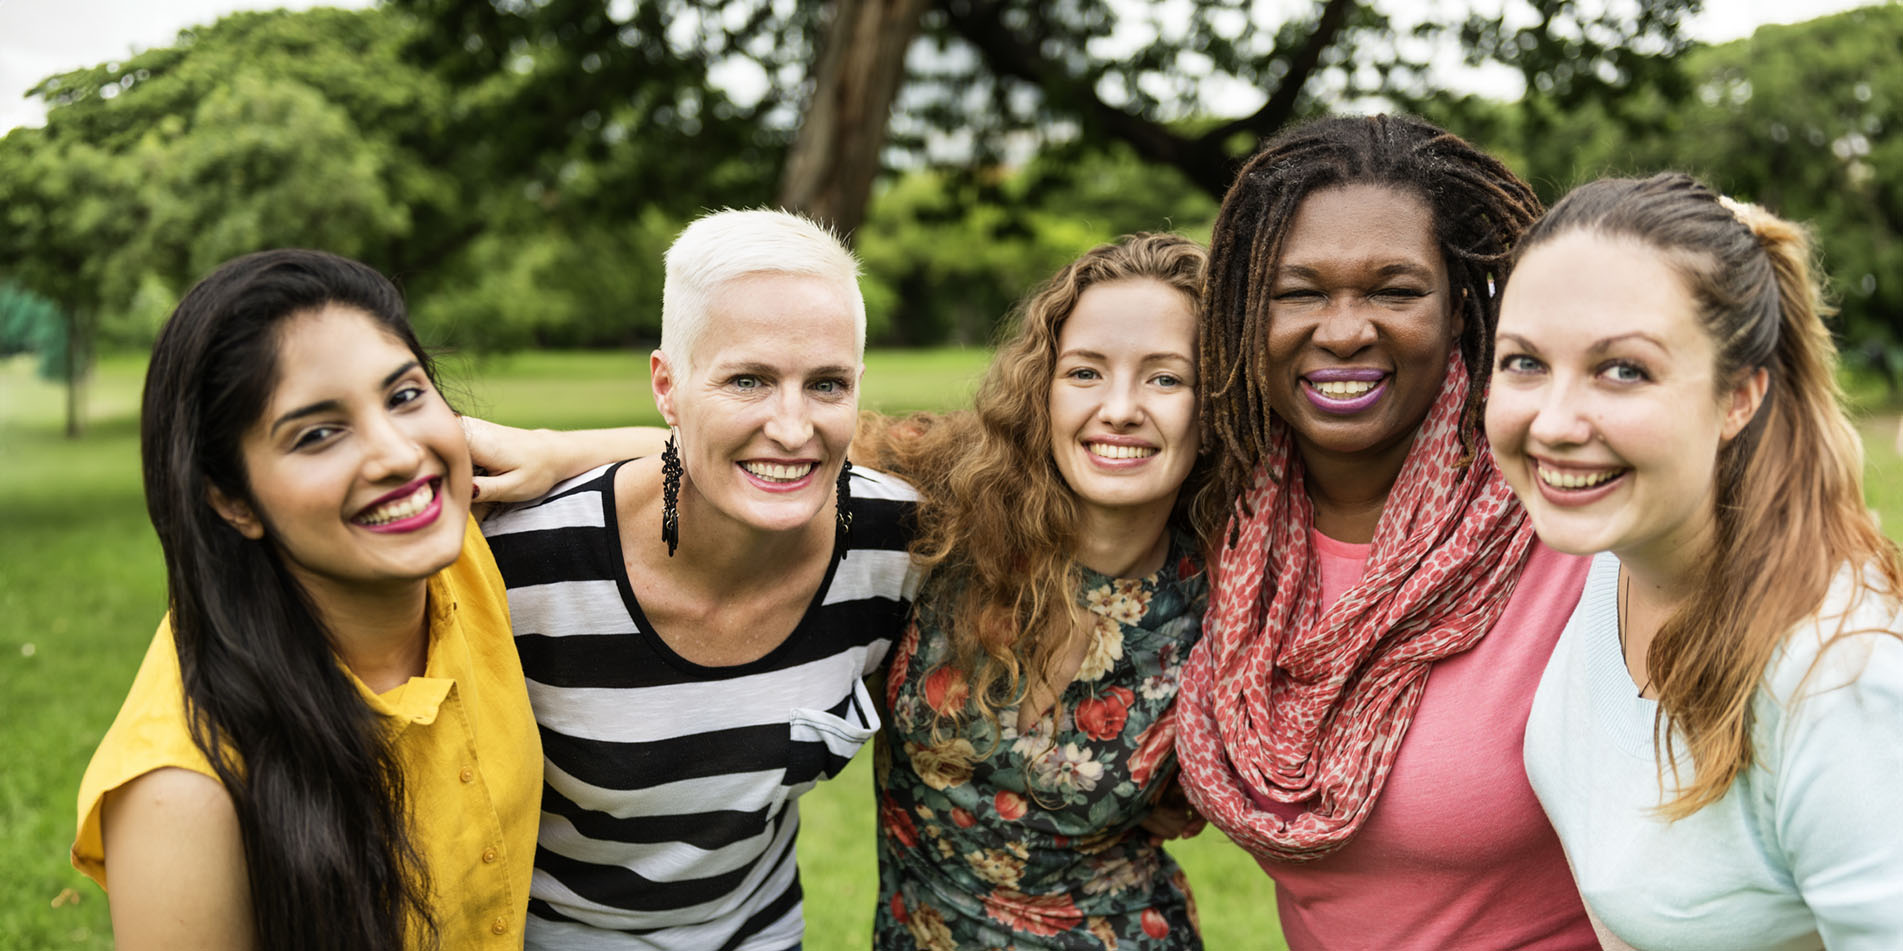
left=1277, top=262, right=1437, bottom=282
left=1058, top=348, right=1194, bottom=364
left=1496, top=331, right=1669, bottom=355
left=268, top=360, right=420, bottom=436
left=713, top=361, right=859, bottom=377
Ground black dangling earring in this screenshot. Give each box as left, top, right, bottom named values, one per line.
left=834, top=459, right=853, bottom=554
left=660, top=430, right=682, bottom=557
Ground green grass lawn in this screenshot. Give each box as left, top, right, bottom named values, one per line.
left=8, top=350, right=1900, bottom=949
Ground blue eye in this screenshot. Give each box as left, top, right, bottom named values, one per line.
left=1066, top=367, right=1101, bottom=381
left=1497, top=353, right=1542, bottom=374
left=811, top=378, right=851, bottom=395
left=731, top=375, right=762, bottom=390
left=1153, top=373, right=1184, bottom=388
left=1604, top=361, right=1650, bottom=384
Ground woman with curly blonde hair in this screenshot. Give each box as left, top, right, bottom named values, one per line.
left=860, top=232, right=1223, bottom=949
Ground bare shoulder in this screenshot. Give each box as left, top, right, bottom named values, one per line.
left=102, top=768, right=254, bottom=950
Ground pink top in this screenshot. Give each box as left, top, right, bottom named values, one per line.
left=1263, top=531, right=1597, bottom=951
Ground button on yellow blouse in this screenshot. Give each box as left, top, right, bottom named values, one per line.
left=73, top=519, right=541, bottom=949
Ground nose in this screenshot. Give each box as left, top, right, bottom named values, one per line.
left=1310, top=299, right=1377, bottom=358
left=1097, top=377, right=1144, bottom=429
left=762, top=385, right=815, bottom=450
left=1527, top=376, right=1593, bottom=447
left=361, top=412, right=428, bottom=483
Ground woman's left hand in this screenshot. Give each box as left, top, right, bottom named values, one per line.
left=1140, top=779, right=1207, bottom=840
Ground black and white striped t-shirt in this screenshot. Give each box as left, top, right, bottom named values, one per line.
left=482, top=462, right=920, bottom=951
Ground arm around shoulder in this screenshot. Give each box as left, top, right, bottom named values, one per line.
left=101, top=767, right=255, bottom=951
left=463, top=416, right=668, bottom=504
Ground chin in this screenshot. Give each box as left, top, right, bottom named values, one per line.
left=1524, top=510, right=1616, bottom=557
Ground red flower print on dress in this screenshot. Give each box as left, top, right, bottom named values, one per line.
left=886, top=621, right=921, bottom=710
left=1141, top=907, right=1170, bottom=938
left=890, top=892, right=910, bottom=924
left=1075, top=686, right=1135, bottom=740
left=983, top=888, right=1084, bottom=937
left=1126, top=709, right=1177, bottom=787
left=950, top=807, right=976, bottom=829
left=920, top=665, right=970, bottom=715
left=881, top=795, right=919, bottom=848
left=994, top=789, right=1027, bottom=821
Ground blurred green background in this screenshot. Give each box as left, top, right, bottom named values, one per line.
left=7, top=1, right=1903, bottom=947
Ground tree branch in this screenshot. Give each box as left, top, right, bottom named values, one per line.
left=1203, top=0, right=1358, bottom=145
left=938, top=0, right=1361, bottom=198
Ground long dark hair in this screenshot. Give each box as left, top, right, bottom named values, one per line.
left=1201, top=114, right=1543, bottom=515
left=140, top=249, right=440, bottom=950
left=1517, top=174, right=1903, bottom=817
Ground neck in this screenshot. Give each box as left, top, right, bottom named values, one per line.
left=292, top=571, right=432, bottom=694
left=1296, top=433, right=1416, bottom=544
left=1074, top=499, right=1174, bottom=579
left=1616, top=503, right=1718, bottom=696
left=646, top=482, right=834, bottom=592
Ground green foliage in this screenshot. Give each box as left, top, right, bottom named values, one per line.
left=415, top=208, right=684, bottom=351
left=0, top=283, right=69, bottom=381
left=0, top=8, right=456, bottom=353
left=1453, top=4, right=1903, bottom=381
left=858, top=143, right=1219, bottom=345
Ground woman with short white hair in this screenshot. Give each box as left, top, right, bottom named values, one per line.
left=479, top=208, right=922, bottom=951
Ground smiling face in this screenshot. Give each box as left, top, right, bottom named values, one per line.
left=1265, top=184, right=1459, bottom=468
left=1486, top=231, right=1764, bottom=567
left=653, top=271, right=862, bottom=537
left=219, top=306, right=471, bottom=596
left=1047, top=278, right=1200, bottom=526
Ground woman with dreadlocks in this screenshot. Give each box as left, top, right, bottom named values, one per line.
left=1172, top=115, right=1599, bottom=948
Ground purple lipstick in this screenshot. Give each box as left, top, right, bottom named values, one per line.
left=1301, top=367, right=1389, bottom=414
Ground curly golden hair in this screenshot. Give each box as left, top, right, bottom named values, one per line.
left=858, top=233, right=1222, bottom=731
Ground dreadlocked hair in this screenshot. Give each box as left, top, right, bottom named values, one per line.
left=1201, top=114, right=1543, bottom=523
left=855, top=233, right=1222, bottom=736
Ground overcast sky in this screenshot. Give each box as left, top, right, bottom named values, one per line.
left=0, top=0, right=1882, bottom=134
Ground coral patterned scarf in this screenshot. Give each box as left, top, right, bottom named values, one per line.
left=1175, top=351, right=1534, bottom=862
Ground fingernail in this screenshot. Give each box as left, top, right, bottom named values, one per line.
left=471, top=483, right=481, bottom=500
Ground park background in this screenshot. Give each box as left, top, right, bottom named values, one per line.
left=4, top=0, right=1902, bottom=947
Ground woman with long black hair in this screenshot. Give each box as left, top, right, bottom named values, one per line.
left=72, top=249, right=540, bottom=950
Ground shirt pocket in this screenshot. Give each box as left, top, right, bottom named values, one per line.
left=786, top=677, right=880, bottom=793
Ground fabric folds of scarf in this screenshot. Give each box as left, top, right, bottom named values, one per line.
left=1175, top=350, right=1534, bottom=862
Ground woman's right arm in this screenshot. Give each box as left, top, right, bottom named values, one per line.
left=463, top=417, right=668, bottom=504
left=101, top=768, right=255, bottom=951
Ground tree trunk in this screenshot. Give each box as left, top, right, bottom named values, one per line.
left=63, top=309, right=87, bottom=439
left=778, top=0, right=927, bottom=239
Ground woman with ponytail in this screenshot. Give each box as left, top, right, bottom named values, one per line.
left=72, top=249, right=540, bottom=950
left=1489, top=173, right=1903, bottom=948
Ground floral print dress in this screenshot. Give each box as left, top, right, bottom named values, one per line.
left=874, top=534, right=1207, bottom=950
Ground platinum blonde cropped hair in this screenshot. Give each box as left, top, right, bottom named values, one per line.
left=660, top=208, right=866, bottom=373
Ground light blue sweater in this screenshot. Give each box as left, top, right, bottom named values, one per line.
left=1525, top=552, right=1903, bottom=950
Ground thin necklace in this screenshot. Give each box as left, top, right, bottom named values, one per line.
left=1616, top=566, right=1654, bottom=699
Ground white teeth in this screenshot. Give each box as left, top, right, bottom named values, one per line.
left=358, top=481, right=434, bottom=525
left=1537, top=465, right=1621, bottom=490
left=1311, top=379, right=1377, bottom=398
left=1088, top=443, right=1157, bottom=460
left=742, top=461, right=816, bottom=482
